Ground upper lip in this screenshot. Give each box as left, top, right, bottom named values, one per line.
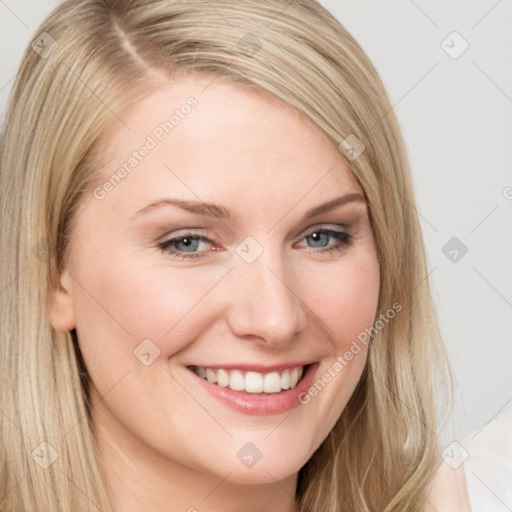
left=188, top=361, right=316, bottom=373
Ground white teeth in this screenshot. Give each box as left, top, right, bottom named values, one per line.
left=229, top=370, right=245, bottom=391
left=193, top=366, right=305, bottom=394
left=245, top=372, right=263, bottom=393
left=263, top=372, right=281, bottom=393
left=206, top=368, right=217, bottom=384
left=217, top=369, right=229, bottom=388
left=290, top=367, right=300, bottom=388
left=281, top=369, right=290, bottom=390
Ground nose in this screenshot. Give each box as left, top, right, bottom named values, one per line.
left=224, top=249, right=309, bottom=347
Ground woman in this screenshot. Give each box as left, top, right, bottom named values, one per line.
left=0, top=0, right=470, bottom=510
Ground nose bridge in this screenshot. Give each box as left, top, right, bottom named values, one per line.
left=226, top=245, right=307, bottom=345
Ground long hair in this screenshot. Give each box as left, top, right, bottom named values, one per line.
left=0, top=1, right=452, bottom=510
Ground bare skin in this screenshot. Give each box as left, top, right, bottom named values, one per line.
left=427, top=461, right=472, bottom=511
left=48, top=73, right=468, bottom=511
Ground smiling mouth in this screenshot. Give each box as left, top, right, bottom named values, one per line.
left=190, top=365, right=307, bottom=394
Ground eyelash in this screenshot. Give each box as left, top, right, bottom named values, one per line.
left=157, top=227, right=352, bottom=261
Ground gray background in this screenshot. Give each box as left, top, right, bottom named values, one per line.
left=1, top=0, right=511, bottom=442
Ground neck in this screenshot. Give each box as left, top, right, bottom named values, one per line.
left=92, top=399, right=298, bottom=512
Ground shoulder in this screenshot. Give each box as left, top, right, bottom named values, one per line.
left=425, top=459, right=472, bottom=512
left=462, top=408, right=512, bottom=511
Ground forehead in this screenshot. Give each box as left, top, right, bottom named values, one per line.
left=89, top=74, right=362, bottom=218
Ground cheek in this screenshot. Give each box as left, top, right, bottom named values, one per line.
left=306, top=255, right=380, bottom=350
left=295, top=251, right=379, bottom=425
left=70, top=245, right=230, bottom=371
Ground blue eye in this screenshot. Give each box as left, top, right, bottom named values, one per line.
left=158, top=235, right=212, bottom=259
left=172, top=236, right=202, bottom=253
left=301, top=229, right=351, bottom=252
left=158, top=227, right=351, bottom=260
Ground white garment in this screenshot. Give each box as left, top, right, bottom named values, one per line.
left=462, top=407, right=512, bottom=511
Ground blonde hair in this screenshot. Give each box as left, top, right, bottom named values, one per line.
left=0, top=0, right=452, bottom=510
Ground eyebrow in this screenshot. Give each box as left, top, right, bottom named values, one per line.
left=129, top=193, right=366, bottom=223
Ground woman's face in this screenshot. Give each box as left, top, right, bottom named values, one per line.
left=50, top=74, right=380, bottom=486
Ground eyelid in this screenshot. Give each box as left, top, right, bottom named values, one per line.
left=158, top=223, right=352, bottom=261
left=293, top=225, right=351, bottom=248
left=297, top=223, right=350, bottom=239
left=159, top=223, right=349, bottom=245
left=304, top=222, right=348, bottom=232
left=157, top=227, right=210, bottom=241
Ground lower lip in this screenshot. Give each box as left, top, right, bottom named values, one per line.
left=187, top=364, right=319, bottom=416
